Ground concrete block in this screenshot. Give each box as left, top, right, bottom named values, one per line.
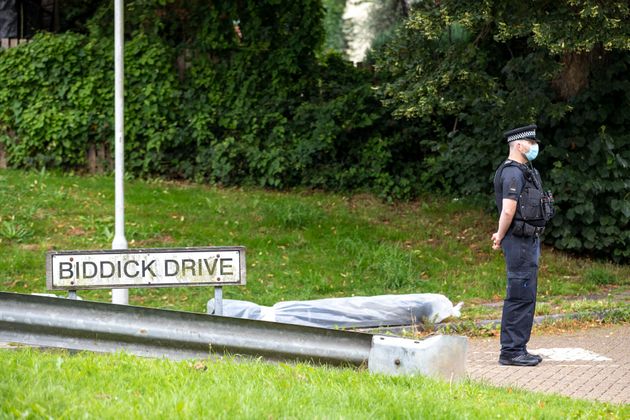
left=368, top=334, right=467, bottom=381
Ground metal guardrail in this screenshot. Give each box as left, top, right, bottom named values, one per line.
left=0, top=292, right=468, bottom=379
left=0, top=292, right=373, bottom=365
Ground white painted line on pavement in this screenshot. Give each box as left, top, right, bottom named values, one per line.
left=532, top=347, right=612, bottom=361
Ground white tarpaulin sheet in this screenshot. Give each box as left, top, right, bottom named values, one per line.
left=208, top=293, right=463, bottom=328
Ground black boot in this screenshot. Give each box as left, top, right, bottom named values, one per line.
left=524, top=347, right=543, bottom=362
left=498, top=353, right=541, bottom=366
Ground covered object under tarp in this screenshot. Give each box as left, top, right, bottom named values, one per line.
left=208, top=294, right=463, bottom=329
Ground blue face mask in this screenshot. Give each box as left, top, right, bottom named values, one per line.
left=524, top=143, right=539, bottom=161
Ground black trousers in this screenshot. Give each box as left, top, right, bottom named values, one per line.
left=500, top=232, right=540, bottom=357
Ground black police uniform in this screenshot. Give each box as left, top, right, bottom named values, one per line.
left=493, top=125, right=554, bottom=365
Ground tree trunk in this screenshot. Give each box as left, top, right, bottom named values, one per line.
left=552, top=51, right=596, bottom=100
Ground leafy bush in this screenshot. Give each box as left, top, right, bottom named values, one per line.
left=0, top=32, right=98, bottom=168
left=0, top=0, right=423, bottom=198
left=372, top=1, right=630, bottom=261
left=321, top=0, right=346, bottom=52
left=0, top=30, right=179, bottom=175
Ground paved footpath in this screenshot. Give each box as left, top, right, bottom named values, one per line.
left=466, top=324, right=629, bottom=405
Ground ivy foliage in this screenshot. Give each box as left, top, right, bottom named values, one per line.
left=373, top=0, right=630, bottom=260
left=0, top=30, right=179, bottom=174
left=0, top=0, right=420, bottom=199
left=321, top=0, right=346, bottom=52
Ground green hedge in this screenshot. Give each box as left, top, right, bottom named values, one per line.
left=0, top=1, right=421, bottom=199
left=0, top=31, right=178, bottom=174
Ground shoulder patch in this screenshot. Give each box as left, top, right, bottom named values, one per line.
left=508, top=177, right=517, bottom=192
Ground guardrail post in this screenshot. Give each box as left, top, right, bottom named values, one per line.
left=368, top=335, right=467, bottom=380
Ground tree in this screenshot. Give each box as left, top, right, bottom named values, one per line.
left=373, top=0, right=630, bottom=260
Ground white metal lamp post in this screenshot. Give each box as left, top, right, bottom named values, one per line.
left=112, top=0, right=128, bottom=304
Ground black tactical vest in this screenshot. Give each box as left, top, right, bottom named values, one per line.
left=494, top=160, right=553, bottom=229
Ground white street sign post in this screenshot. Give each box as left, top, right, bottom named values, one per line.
left=112, top=0, right=128, bottom=304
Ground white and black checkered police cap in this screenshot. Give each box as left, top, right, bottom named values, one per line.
left=503, top=124, right=539, bottom=143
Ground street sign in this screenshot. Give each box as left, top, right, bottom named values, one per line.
left=46, top=247, right=246, bottom=290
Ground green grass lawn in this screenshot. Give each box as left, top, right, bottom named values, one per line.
left=1, top=349, right=627, bottom=419
left=1, top=168, right=628, bottom=314
left=1, top=169, right=629, bottom=417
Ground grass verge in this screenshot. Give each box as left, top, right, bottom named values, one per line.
left=1, top=349, right=627, bottom=419
left=1, top=169, right=628, bottom=315
left=1, top=169, right=629, bottom=416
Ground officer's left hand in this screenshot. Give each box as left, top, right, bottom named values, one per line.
left=491, top=232, right=502, bottom=250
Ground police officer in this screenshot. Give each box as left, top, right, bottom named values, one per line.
left=491, top=124, right=554, bottom=366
